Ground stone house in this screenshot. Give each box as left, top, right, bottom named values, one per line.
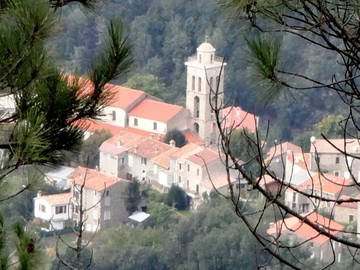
left=267, top=212, right=344, bottom=263
left=333, top=195, right=357, bottom=225
left=69, top=166, right=130, bottom=232
left=310, top=138, right=360, bottom=179
left=285, top=172, right=354, bottom=213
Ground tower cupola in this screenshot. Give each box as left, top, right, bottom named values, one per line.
left=196, top=41, right=216, bottom=65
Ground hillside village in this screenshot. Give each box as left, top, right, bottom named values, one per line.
left=30, top=42, right=360, bottom=265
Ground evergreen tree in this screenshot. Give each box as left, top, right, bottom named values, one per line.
left=0, top=0, right=133, bottom=268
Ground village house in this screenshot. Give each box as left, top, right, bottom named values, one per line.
left=310, top=137, right=360, bottom=179
left=33, top=191, right=72, bottom=230
left=69, top=166, right=130, bottom=232
left=284, top=172, right=353, bottom=213
left=267, top=212, right=344, bottom=263
left=333, top=195, right=357, bottom=225
left=128, top=98, right=190, bottom=134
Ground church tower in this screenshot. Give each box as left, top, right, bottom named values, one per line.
left=185, top=40, right=226, bottom=144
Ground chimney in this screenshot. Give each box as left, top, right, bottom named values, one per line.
left=169, top=139, right=176, bottom=147
left=116, top=141, right=121, bottom=148
left=37, top=190, right=42, bottom=198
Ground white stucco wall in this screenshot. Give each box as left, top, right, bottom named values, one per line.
left=100, top=106, right=127, bottom=127
left=128, top=116, right=168, bottom=134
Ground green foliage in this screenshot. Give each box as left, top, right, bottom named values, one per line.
left=125, top=73, right=168, bottom=100
left=247, top=34, right=283, bottom=103
left=163, top=128, right=187, bottom=147
left=229, top=128, right=260, bottom=178
left=313, top=114, right=345, bottom=139
left=165, top=185, right=188, bottom=210
left=147, top=189, right=166, bottom=203
left=147, top=202, right=179, bottom=228
left=14, top=222, right=42, bottom=270
left=50, top=246, right=93, bottom=270
left=93, top=196, right=262, bottom=270
left=126, top=179, right=142, bottom=214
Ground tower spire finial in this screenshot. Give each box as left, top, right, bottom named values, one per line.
left=205, top=34, right=209, bottom=43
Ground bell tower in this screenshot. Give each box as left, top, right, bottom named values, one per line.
left=185, top=39, right=226, bottom=144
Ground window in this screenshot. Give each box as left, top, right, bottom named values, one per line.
left=216, top=76, right=220, bottom=87
left=106, top=190, right=110, bottom=197
left=292, top=192, right=296, bottom=202
left=55, top=205, right=66, bottom=214
left=198, top=77, right=201, bottom=92
left=134, top=118, right=138, bottom=126
left=349, top=215, right=354, bottom=223
left=153, top=122, right=157, bottom=130
left=334, top=171, right=339, bottom=177
left=197, top=168, right=200, bottom=176
left=141, top=157, right=147, bottom=165
left=187, top=164, right=190, bottom=172
left=211, top=54, right=213, bottom=63
left=192, top=76, right=195, bottom=90
left=335, top=156, right=340, bottom=164
left=179, top=163, right=182, bottom=170
left=112, top=110, right=116, bottom=121
left=209, top=77, right=213, bottom=89
left=178, top=176, right=181, bottom=183
left=187, top=180, right=189, bottom=190
left=196, top=185, right=199, bottom=194
left=194, top=96, right=200, bottom=118
left=120, top=158, right=125, bottom=165
left=39, top=204, right=46, bottom=213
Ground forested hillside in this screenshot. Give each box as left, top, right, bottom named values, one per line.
left=50, top=0, right=345, bottom=141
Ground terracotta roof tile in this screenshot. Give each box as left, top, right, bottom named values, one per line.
left=299, top=173, right=353, bottom=195
left=73, top=119, right=164, bottom=140
left=66, top=75, right=146, bottom=110
left=183, top=131, right=205, bottom=146
left=267, top=212, right=344, bottom=245
left=310, top=138, right=360, bottom=154
left=128, top=99, right=184, bottom=122
left=222, top=106, right=258, bottom=133
left=186, top=148, right=220, bottom=166
left=152, top=147, right=180, bottom=169
left=39, top=192, right=72, bottom=206
left=169, top=143, right=202, bottom=159
left=69, top=166, right=129, bottom=191
left=129, top=138, right=172, bottom=159
left=267, top=142, right=302, bottom=160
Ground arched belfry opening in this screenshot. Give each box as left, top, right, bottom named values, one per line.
left=194, top=96, right=200, bottom=118
left=185, top=39, right=226, bottom=143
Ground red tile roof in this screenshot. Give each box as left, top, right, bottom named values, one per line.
left=152, top=147, right=180, bottom=169
left=298, top=173, right=353, bottom=195
left=128, top=99, right=184, bottom=122
left=222, top=106, right=258, bottom=133
left=74, top=119, right=164, bottom=140
left=128, top=137, right=172, bottom=159
left=186, top=147, right=220, bottom=166
left=69, top=166, right=129, bottom=191
left=267, top=142, right=302, bottom=160
left=99, top=132, right=143, bottom=155
left=39, top=192, right=72, bottom=206
left=267, top=212, right=344, bottom=245
left=183, top=131, right=205, bottom=146
left=66, top=74, right=146, bottom=111
left=169, top=143, right=202, bottom=159
left=310, top=138, right=360, bottom=154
